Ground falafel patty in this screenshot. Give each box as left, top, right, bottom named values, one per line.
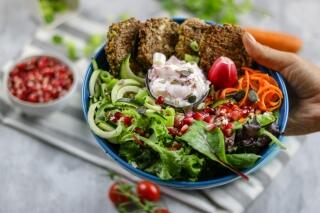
left=175, top=18, right=208, bottom=59
left=105, top=18, right=141, bottom=76
left=199, top=24, right=252, bottom=72
left=137, top=18, right=179, bottom=69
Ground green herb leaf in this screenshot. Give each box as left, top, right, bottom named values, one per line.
left=207, top=127, right=227, bottom=162
left=259, top=128, right=286, bottom=149
left=226, top=153, right=260, bottom=169
left=232, top=121, right=243, bottom=130
left=256, top=112, right=276, bottom=126
left=184, top=54, right=199, bottom=64
left=190, top=40, right=199, bottom=52
left=212, top=98, right=231, bottom=108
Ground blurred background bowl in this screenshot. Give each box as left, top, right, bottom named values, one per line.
left=3, top=53, right=78, bottom=117
left=82, top=18, right=289, bottom=189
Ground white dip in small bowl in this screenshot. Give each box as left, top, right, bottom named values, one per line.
left=148, top=53, right=210, bottom=108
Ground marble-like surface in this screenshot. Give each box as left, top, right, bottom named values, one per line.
left=1, top=0, right=320, bottom=212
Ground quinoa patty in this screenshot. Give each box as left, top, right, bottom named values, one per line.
left=137, top=18, right=179, bottom=69
left=105, top=18, right=141, bottom=76
left=199, top=24, right=252, bottom=72
left=175, top=18, right=208, bottom=59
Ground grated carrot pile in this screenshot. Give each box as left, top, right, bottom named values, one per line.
left=218, top=67, right=283, bottom=111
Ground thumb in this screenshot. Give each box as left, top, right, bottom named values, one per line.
left=242, top=32, right=297, bottom=72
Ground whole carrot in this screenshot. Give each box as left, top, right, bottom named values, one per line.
left=244, top=27, right=303, bottom=53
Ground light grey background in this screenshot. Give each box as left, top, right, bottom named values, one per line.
left=1, top=0, right=320, bottom=212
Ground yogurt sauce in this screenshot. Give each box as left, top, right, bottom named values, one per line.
left=148, top=53, right=210, bottom=107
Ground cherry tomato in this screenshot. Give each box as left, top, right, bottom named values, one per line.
left=136, top=181, right=161, bottom=201
left=108, top=182, right=129, bottom=205
left=154, top=208, right=170, bottom=213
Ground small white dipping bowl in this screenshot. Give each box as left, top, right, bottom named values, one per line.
left=3, top=54, right=78, bottom=117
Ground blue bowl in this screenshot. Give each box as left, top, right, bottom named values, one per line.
left=82, top=18, right=289, bottom=189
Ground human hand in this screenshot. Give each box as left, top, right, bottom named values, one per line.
left=242, top=32, right=320, bottom=135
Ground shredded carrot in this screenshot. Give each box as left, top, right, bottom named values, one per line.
left=219, top=88, right=239, bottom=99
left=217, top=67, right=283, bottom=112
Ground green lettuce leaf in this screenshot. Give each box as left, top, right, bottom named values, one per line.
left=138, top=135, right=204, bottom=180
left=256, top=112, right=276, bottom=126
left=226, top=153, right=260, bottom=169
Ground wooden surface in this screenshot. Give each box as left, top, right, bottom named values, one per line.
left=1, top=0, right=320, bottom=212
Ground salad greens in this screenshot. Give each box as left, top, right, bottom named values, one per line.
left=88, top=60, right=284, bottom=181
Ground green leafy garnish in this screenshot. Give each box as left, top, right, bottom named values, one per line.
left=138, top=134, right=205, bottom=180
left=184, top=54, right=199, bottom=64
left=256, top=112, right=276, bottom=126
left=178, top=121, right=258, bottom=179
left=190, top=40, right=199, bottom=52
left=259, top=128, right=286, bottom=149
left=226, top=153, right=260, bottom=169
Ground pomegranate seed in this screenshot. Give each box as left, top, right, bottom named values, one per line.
left=180, top=124, right=189, bottom=134
left=155, top=96, right=164, bottom=105
left=134, top=127, right=145, bottom=136
left=114, top=112, right=122, bottom=120
left=17, top=63, right=26, bottom=70
left=204, top=115, right=214, bottom=123
left=168, top=127, right=178, bottom=136
left=203, top=107, right=215, bottom=114
left=219, top=106, right=229, bottom=114
left=174, top=117, right=182, bottom=128
left=38, top=57, right=48, bottom=69
left=193, top=112, right=204, bottom=120
left=27, top=94, right=38, bottom=103
left=8, top=56, right=73, bottom=104
left=42, top=67, right=54, bottom=75
left=123, top=116, right=132, bottom=126
left=230, top=111, right=240, bottom=121
left=182, top=117, right=193, bottom=125
left=223, top=128, right=233, bottom=137
left=221, top=123, right=233, bottom=130
left=241, top=109, right=249, bottom=117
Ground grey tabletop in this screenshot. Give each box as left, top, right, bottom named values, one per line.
left=1, top=0, right=320, bottom=213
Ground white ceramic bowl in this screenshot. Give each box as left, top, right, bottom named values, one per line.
left=3, top=54, right=78, bottom=117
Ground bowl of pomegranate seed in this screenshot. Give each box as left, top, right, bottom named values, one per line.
left=3, top=54, right=78, bottom=116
